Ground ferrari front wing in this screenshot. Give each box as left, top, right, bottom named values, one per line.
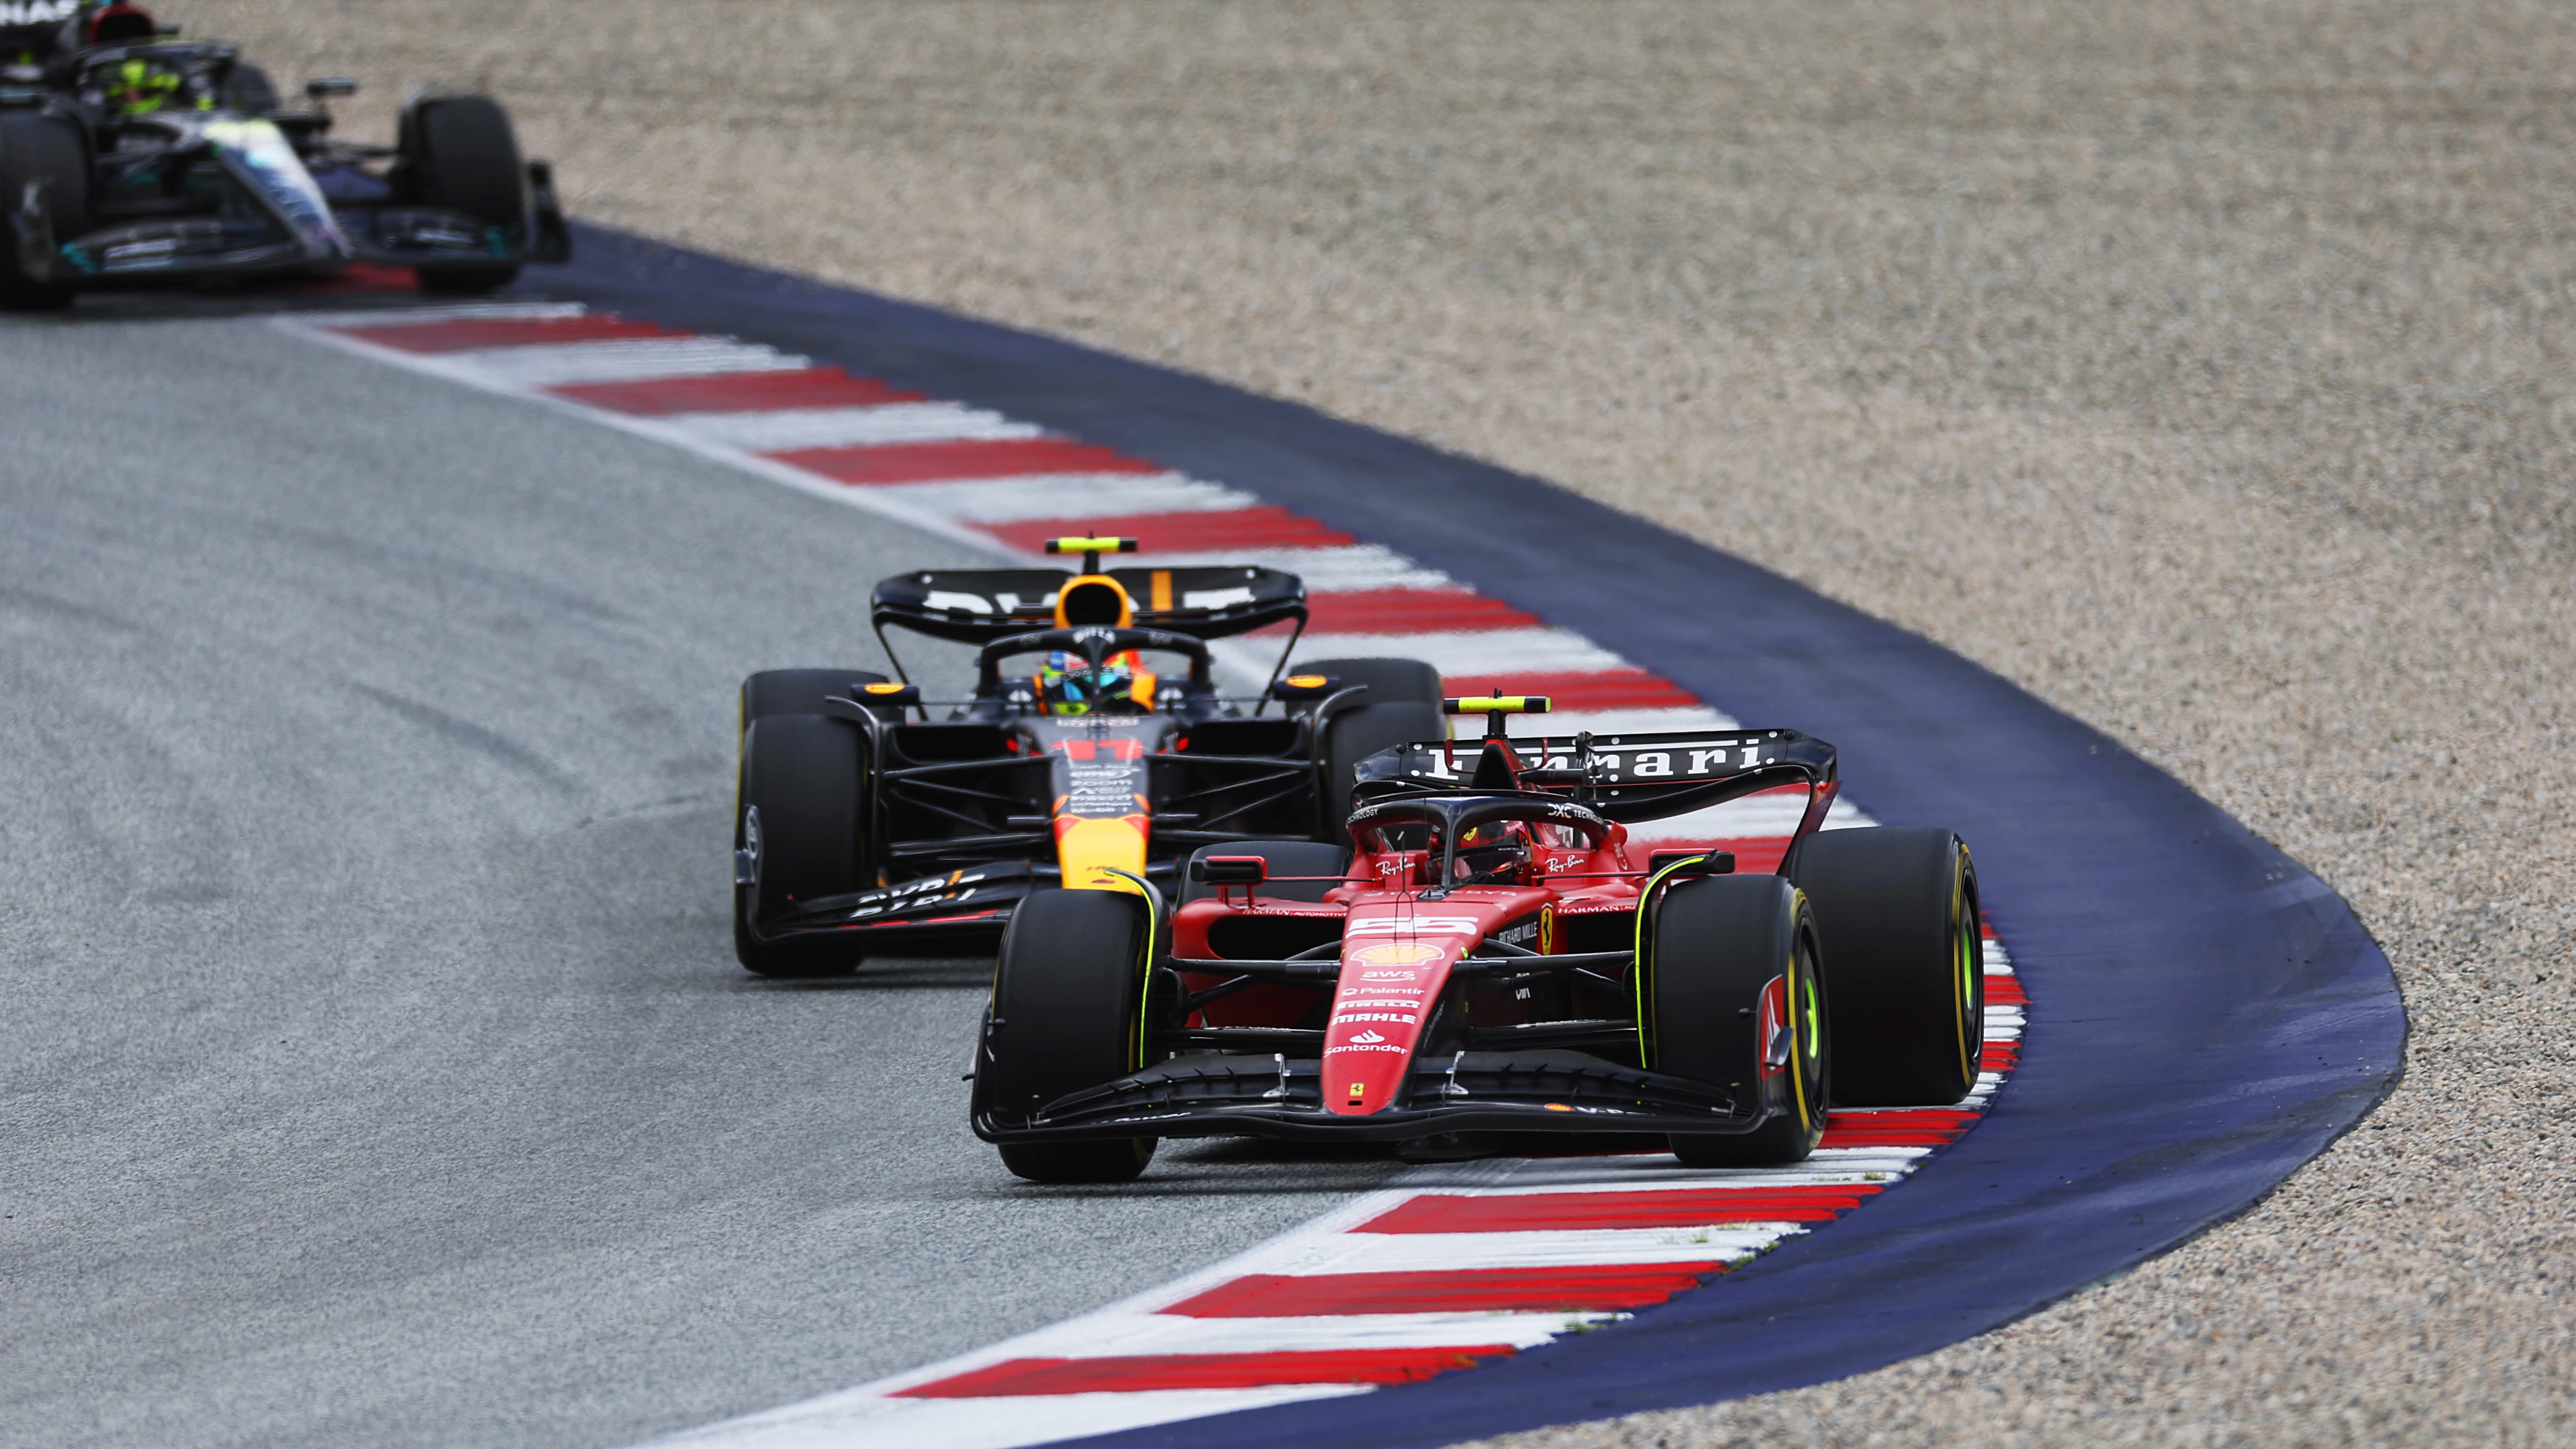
left=973, top=1047, right=1787, bottom=1144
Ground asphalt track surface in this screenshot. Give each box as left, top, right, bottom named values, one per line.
left=0, top=304, right=1415, bottom=1449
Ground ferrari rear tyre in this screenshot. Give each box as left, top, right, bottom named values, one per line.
left=400, top=94, right=527, bottom=294
left=1786, top=826, right=1983, bottom=1106
left=978, top=890, right=1158, bottom=1183
left=733, top=712, right=870, bottom=978
left=1303, top=656, right=1445, bottom=842
left=1646, top=874, right=1829, bottom=1167
left=0, top=113, right=86, bottom=312
left=1178, top=840, right=1352, bottom=907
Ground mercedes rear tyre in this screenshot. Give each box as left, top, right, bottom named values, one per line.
left=1646, top=873, right=1829, bottom=1167
left=733, top=712, right=871, bottom=978
left=1303, top=656, right=1446, bottom=843
left=0, top=113, right=87, bottom=312
left=1786, top=826, right=1983, bottom=1106
left=399, top=94, right=528, bottom=293
left=977, top=889, right=1159, bottom=1183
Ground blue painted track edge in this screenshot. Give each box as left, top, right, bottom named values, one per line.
left=519, top=228, right=2407, bottom=1448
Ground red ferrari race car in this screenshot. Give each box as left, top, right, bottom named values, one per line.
left=970, top=696, right=1983, bottom=1182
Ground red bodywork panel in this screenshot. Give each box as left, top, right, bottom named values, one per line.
left=1172, top=824, right=1650, bottom=1116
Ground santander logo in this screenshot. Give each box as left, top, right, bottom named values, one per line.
left=1349, top=1029, right=1387, bottom=1044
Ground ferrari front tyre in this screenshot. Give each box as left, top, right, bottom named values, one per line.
left=1647, top=874, right=1829, bottom=1167
left=733, top=713, right=870, bottom=978
left=1302, top=656, right=1446, bottom=841
left=977, top=889, right=1158, bottom=1183
left=400, top=94, right=528, bottom=293
left=1786, top=826, right=1983, bottom=1106
left=0, top=113, right=87, bottom=312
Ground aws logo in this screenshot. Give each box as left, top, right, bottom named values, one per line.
left=1347, top=941, right=1442, bottom=967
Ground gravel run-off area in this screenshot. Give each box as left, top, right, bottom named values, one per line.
left=179, top=2, right=2576, bottom=1443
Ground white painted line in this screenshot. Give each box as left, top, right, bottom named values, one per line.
left=669, top=402, right=1044, bottom=451
left=1406, top=1162, right=1919, bottom=1195
left=284, top=301, right=587, bottom=326
left=646, top=1386, right=1371, bottom=1449
left=1140, top=544, right=1455, bottom=593
left=1004, top=1309, right=1603, bottom=1356
left=444, top=337, right=815, bottom=386
left=1527, top=706, right=1746, bottom=737
left=1809, top=1145, right=1939, bottom=1164
left=1250, top=1227, right=1796, bottom=1274
left=878, top=473, right=1262, bottom=522
left=1282, top=627, right=1632, bottom=677
left=280, top=320, right=1027, bottom=559
left=1622, top=793, right=1874, bottom=842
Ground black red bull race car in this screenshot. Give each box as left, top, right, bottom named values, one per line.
left=969, top=696, right=1983, bottom=1182
left=0, top=2, right=566, bottom=307
left=731, top=538, right=1447, bottom=976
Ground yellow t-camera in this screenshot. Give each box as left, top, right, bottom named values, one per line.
left=1443, top=693, right=1552, bottom=740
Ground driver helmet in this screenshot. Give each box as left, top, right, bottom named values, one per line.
left=1450, top=820, right=1533, bottom=884
left=86, top=2, right=159, bottom=47
left=101, top=52, right=183, bottom=113
left=1035, top=649, right=1137, bottom=717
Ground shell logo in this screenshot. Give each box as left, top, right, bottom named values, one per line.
left=1348, top=941, right=1443, bottom=967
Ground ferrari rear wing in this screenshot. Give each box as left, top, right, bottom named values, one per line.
left=1353, top=726, right=1839, bottom=828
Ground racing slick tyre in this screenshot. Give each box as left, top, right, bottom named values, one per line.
left=0, top=113, right=86, bottom=312
left=1177, top=840, right=1352, bottom=907
left=398, top=94, right=527, bottom=294
left=1785, top=826, right=1983, bottom=1106
left=1304, top=656, right=1446, bottom=842
left=733, top=712, right=871, bottom=978
left=977, top=889, right=1159, bottom=1184
left=739, top=668, right=896, bottom=724
left=1646, top=874, right=1830, bottom=1167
